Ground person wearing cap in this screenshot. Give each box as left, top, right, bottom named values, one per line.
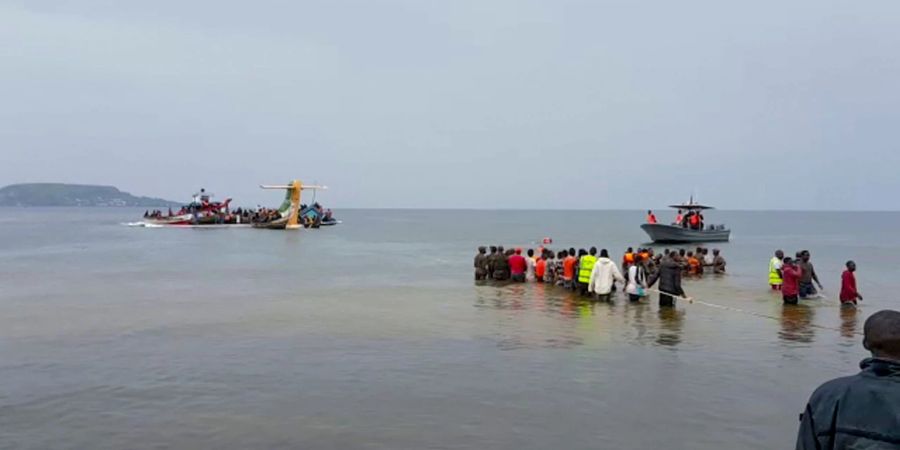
left=796, top=310, right=900, bottom=449
left=473, top=247, right=488, bottom=281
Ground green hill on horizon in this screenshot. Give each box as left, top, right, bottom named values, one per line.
left=0, top=183, right=180, bottom=207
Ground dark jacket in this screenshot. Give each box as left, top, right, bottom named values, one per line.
left=647, top=257, right=684, bottom=297
left=796, top=358, right=900, bottom=449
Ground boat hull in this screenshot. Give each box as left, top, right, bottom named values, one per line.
left=641, top=224, right=730, bottom=243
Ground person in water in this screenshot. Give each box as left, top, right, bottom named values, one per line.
left=577, top=248, right=597, bottom=296
left=508, top=249, right=527, bottom=283
left=474, top=247, right=488, bottom=281
left=646, top=210, right=657, bottom=224
left=535, top=252, right=548, bottom=283
left=492, top=246, right=510, bottom=281
left=625, top=253, right=648, bottom=302
left=588, top=249, right=625, bottom=302
left=839, top=261, right=863, bottom=306
left=712, top=249, right=726, bottom=274
left=798, top=251, right=823, bottom=298
left=781, top=257, right=802, bottom=305
left=795, top=309, right=900, bottom=449
left=525, top=249, right=536, bottom=282
left=561, top=250, right=576, bottom=289
left=769, top=250, right=785, bottom=290
left=486, top=246, right=497, bottom=279
left=647, top=251, right=686, bottom=307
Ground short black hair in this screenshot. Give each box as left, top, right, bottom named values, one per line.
left=864, top=310, right=900, bottom=358
left=589, top=247, right=597, bottom=255
left=600, top=249, right=609, bottom=258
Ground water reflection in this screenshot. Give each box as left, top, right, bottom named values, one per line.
left=656, top=307, right=685, bottom=348
left=839, top=305, right=859, bottom=340
left=778, top=304, right=815, bottom=344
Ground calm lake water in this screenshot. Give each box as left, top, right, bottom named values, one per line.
left=1, top=208, right=898, bottom=449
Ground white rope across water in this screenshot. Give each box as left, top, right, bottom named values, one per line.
left=643, top=288, right=863, bottom=336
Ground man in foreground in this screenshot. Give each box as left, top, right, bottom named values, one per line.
left=796, top=309, right=900, bottom=449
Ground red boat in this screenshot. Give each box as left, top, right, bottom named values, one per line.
left=141, top=189, right=242, bottom=226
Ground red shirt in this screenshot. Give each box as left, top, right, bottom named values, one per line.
left=782, top=264, right=802, bottom=296
left=535, top=259, right=546, bottom=278
left=647, top=214, right=657, bottom=224
left=840, top=270, right=858, bottom=303
left=563, top=256, right=577, bottom=280
left=509, top=255, right=527, bottom=275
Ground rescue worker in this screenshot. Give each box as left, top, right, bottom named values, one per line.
left=839, top=260, right=863, bottom=306
left=588, top=249, right=624, bottom=302
left=492, top=246, right=510, bottom=281
left=625, top=253, right=648, bottom=302
left=781, top=257, right=802, bottom=304
left=525, top=249, right=536, bottom=282
left=646, top=210, right=657, bottom=224
left=577, top=247, right=598, bottom=296
left=796, top=310, right=900, bottom=449
left=474, top=246, right=488, bottom=280
left=486, top=246, right=498, bottom=279
left=623, top=247, right=635, bottom=270
left=712, top=249, right=726, bottom=274
left=509, top=249, right=527, bottom=282
left=647, top=251, right=686, bottom=307
left=769, top=250, right=785, bottom=290
left=535, top=252, right=547, bottom=283
left=673, top=209, right=683, bottom=226
left=561, top=250, right=576, bottom=289
left=798, top=251, right=824, bottom=298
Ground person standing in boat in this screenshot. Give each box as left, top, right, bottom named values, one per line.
left=673, top=209, right=683, bottom=226
left=646, top=210, right=657, bottom=224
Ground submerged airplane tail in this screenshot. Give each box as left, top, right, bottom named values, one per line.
left=259, top=180, right=327, bottom=229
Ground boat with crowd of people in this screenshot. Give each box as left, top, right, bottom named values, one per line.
left=135, top=180, right=338, bottom=230
left=641, top=198, right=730, bottom=243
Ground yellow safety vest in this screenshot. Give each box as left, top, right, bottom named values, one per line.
left=578, top=255, right=597, bottom=284
left=769, top=257, right=783, bottom=285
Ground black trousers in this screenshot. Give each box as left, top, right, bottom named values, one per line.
left=659, top=294, right=675, bottom=307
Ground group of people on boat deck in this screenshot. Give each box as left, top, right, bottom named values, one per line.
left=474, top=245, right=726, bottom=307
left=768, top=249, right=863, bottom=306
left=645, top=209, right=706, bottom=230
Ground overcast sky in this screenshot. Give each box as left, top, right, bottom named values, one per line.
left=1, top=0, right=898, bottom=209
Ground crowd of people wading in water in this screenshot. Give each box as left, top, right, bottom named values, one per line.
left=473, top=243, right=899, bottom=449
left=473, top=244, right=726, bottom=306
